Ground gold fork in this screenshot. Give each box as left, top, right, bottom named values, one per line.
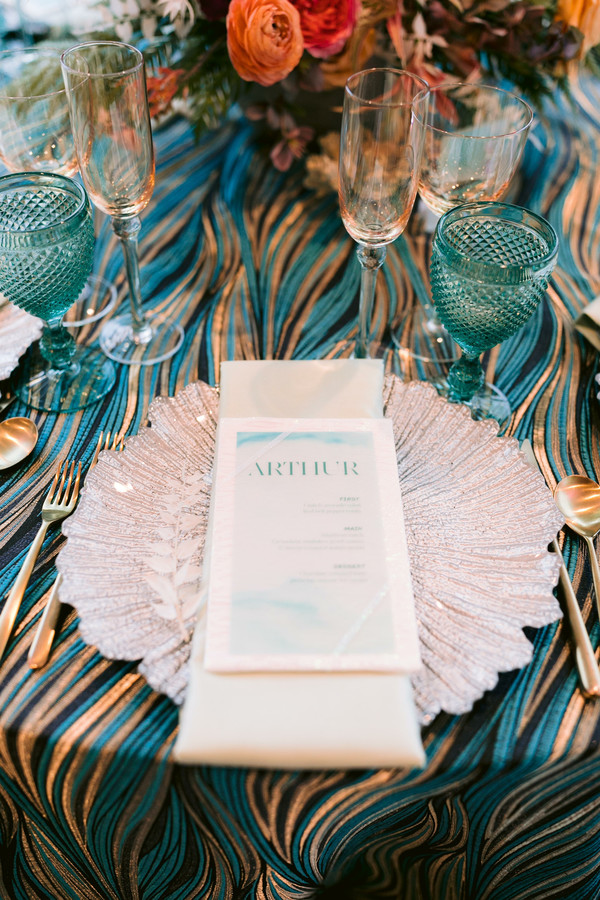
left=0, top=459, right=82, bottom=661
left=28, top=431, right=124, bottom=670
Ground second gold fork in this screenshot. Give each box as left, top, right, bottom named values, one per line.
left=0, top=458, right=81, bottom=661
left=28, top=431, right=124, bottom=670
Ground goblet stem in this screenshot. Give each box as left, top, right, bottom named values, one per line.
left=112, top=215, right=153, bottom=344
left=356, top=244, right=386, bottom=359
left=447, top=352, right=484, bottom=402
left=39, top=321, right=76, bottom=370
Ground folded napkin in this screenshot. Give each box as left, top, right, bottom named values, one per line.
left=574, top=295, right=600, bottom=351
left=174, top=360, right=425, bottom=769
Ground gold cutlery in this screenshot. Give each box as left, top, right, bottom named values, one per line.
left=554, top=476, right=600, bottom=621
left=0, top=416, right=38, bottom=469
left=28, top=431, right=124, bottom=670
left=0, top=458, right=81, bottom=660
left=521, top=441, right=600, bottom=697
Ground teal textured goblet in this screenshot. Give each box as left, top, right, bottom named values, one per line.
left=0, top=172, right=115, bottom=412
left=430, top=201, right=558, bottom=430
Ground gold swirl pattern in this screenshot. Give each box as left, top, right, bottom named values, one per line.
left=0, top=71, right=600, bottom=899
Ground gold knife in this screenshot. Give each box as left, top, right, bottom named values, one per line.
left=521, top=439, right=600, bottom=697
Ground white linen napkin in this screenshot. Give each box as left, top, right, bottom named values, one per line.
left=174, top=359, right=425, bottom=769
left=574, top=295, right=600, bottom=351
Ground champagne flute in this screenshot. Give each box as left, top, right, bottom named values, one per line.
left=61, top=41, right=184, bottom=365
left=0, top=47, right=117, bottom=327
left=395, top=83, right=533, bottom=371
left=0, top=172, right=115, bottom=412
left=338, top=68, right=428, bottom=359
left=430, top=201, right=558, bottom=432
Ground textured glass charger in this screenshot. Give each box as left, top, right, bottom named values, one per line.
left=58, top=377, right=563, bottom=724
left=0, top=47, right=117, bottom=327
left=0, top=301, right=41, bottom=380
left=0, top=173, right=115, bottom=412
left=430, top=201, right=558, bottom=431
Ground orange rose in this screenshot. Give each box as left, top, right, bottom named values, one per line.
left=557, top=0, right=600, bottom=54
left=227, top=0, right=304, bottom=86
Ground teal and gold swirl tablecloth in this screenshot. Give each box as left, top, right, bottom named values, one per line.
left=1, top=71, right=600, bottom=900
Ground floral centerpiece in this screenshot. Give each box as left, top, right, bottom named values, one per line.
left=100, top=0, right=599, bottom=171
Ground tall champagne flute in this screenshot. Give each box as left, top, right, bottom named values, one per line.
left=339, top=68, right=428, bottom=359
left=395, top=83, right=533, bottom=371
left=61, top=41, right=184, bottom=365
left=0, top=47, right=118, bottom=327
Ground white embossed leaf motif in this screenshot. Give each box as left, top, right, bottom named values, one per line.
left=58, top=377, right=563, bottom=721
left=143, top=467, right=207, bottom=635
left=59, top=380, right=218, bottom=702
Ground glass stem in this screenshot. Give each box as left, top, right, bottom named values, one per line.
left=421, top=296, right=442, bottom=332
left=39, top=320, right=76, bottom=371
left=356, top=244, right=386, bottom=359
left=112, top=215, right=152, bottom=344
left=447, top=352, right=485, bottom=402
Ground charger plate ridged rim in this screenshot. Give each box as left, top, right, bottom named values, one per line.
left=0, top=301, right=42, bottom=380
left=59, top=377, right=563, bottom=724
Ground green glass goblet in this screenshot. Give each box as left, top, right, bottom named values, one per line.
left=430, top=201, right=558, bottom=431
left=0, top=172, right=115, bottom=412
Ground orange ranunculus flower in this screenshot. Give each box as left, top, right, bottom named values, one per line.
left=226, top=0, right=304, bottom=86
left=557, top=0, right=600, bottom=54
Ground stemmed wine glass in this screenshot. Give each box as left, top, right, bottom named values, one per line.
left=429, top=201, right=558, bottom=432
left=0, top=47, right=117, bottom=327
left=395, top=83, right=534, bottom=370
left=338, top=68, right=428, bottom=359
left=0, top=173, right=115, bottom=411
left=61, top=41, right=184, bottom=365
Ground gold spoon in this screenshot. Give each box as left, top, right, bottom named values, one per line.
left=554, top=475, right=600, bottom=619
left=0, top=416, right=38, bottom=469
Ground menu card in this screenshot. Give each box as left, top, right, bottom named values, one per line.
left=204, top=416, right=420, bottom=674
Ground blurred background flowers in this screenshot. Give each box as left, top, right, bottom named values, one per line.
left=90, top=0, right=598, bottom=170
left=5, top=0, right=599, bottom=172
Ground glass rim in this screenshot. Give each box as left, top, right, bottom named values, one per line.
left=413, top=83, right=534, bottom=140
left=60, top=40, right=144, bottom=79
left=344, top=67, right=430, bottom=108
left=434, top=201, right=559, bottom=280
left=0, top=47, right=65, bottom=101
left=0, top=172, right=89, bottom=237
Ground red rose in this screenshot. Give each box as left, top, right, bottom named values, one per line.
left=292, top=0, right=360, bottom=59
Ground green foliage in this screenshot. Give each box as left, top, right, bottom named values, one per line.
left=481, top=52, right=565, bottom=107
left=589, top=45, right=600, bottom=77
left=187, top=61, right=239, bottom=134
left=172, top=24, right=239, bottom=133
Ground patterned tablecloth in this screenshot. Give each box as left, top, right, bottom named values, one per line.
left=1, top=71, right=599, bottom=900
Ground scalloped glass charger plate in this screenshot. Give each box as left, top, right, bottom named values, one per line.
left=59, top=377, right=563, bottom=724
left=0, top=299, right=42, bottom=381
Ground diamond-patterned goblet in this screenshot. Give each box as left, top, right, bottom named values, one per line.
left=430, top=201, right=558, bottom=431
left=0, top=172, right=115, bottom=411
